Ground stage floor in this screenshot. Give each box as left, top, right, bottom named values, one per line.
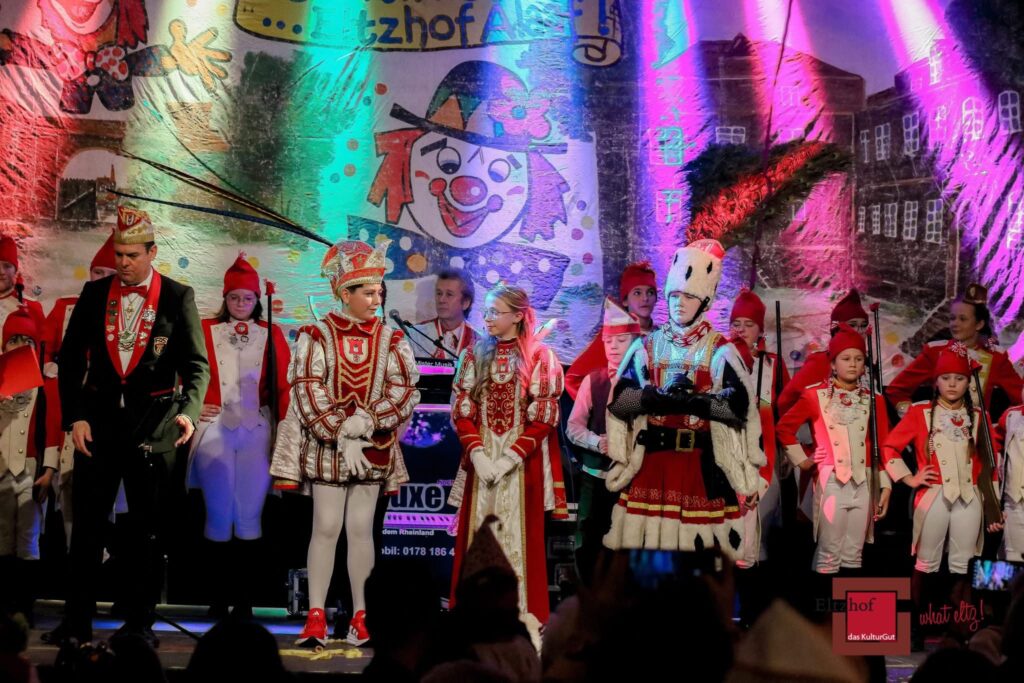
left=26, top=601, right=928, bottom=681
left=28, top=602, right=371, bottom=677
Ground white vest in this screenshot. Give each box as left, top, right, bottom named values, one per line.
left=0, top=389, right=37, bottom=477
left=212, top=322, right=267, bottom=430
left=817, top=389, right=869, bottom=485
left=926, top=406, right=977, bottom=504
left=1004, top=410, right=1024, bottom=504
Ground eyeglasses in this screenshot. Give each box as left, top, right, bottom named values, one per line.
left=483, top=308, right=515, bottom=320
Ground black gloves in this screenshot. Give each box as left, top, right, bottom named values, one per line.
left=639, top=373, right=694, bottom=414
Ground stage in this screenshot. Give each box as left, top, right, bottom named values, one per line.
left=27, top=602, right=371, bottom=680
left=24, top=601, right=931, bottom=681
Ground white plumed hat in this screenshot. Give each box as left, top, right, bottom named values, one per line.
left=663, top=238, right=726, bottom=303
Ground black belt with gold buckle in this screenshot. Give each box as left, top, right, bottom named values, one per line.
left=640, top=425, right=707, bottom=452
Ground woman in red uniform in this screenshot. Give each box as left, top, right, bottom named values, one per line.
left=189, top=255, right=290, bottom=617
left=887, top=284, right=1023, bottom=418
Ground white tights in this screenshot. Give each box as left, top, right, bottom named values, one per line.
left=307, top=483, right=380, bottom=613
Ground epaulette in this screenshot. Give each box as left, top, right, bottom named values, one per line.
left=297, top=323, right=323, bottom=341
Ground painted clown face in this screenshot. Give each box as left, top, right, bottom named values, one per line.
left=40, top=0, right=115, bottom=36
left=407, top=128, right=529, bottom=250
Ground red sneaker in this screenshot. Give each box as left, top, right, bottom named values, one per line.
left=346, top=610, right=370, bottom=646
left=296, top=608, right=328, bottom=647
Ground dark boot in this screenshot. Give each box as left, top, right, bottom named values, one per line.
left=231, top=538, right=260, bottom=619
left=944, top=574, right=973, bottom=644
left=736, top=563, right=772, bottom=628
left=911, top=569, right=929, bottom=651
left=14, top=558, right=39, bottom=627
left=0, top=556, right=16, bottom=615
left=205, top=539, right=230, bottom=620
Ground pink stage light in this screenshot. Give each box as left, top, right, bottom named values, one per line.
left=638, top=0, right=714, bottom=284
left=876, top=0, right=1024, bottom=326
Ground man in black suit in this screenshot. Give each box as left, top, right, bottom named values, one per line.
left=46, top=206, right=209, bottom=647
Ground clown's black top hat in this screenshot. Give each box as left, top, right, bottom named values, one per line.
left=388, top=60, right=566, bottom=154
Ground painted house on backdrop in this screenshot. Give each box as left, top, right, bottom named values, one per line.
left=853, top=38, right=1024, bottom=355
left=653, top=35, right=865, bottom=309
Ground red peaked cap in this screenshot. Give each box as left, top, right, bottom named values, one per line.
left=3, top=306, right=39, bottom=346
left=223, top=253, right=261, bottom=296
left=90, top=233, right=116, bottom=271
left=730, top=288, right=766, bottom=329
left=831, top=289, right=868, bottom=323
left=828, top=323, right=866, bottom=360
left=0, top=236, right=18, bottom=271
left=619, top=261, right=657, bottom=302
left=934, top=341, right=972, bottom=378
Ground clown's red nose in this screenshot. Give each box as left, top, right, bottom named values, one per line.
left=449, top=176, right=488, bottom=207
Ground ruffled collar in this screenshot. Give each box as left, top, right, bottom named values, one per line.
left=664, top=315, right=712, bottom=347
left=329, top=310, right=380, bottom=333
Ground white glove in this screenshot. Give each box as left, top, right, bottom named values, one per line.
left=470, top=448, right=497, bottom=485
left=340, top=409, right=375, bottom=440
left=493, top=453, right=522, bottom=481
left=343, top=437, right=373, bottom=479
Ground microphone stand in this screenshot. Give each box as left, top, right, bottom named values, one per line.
left=391, top=314, right=458, bottom=358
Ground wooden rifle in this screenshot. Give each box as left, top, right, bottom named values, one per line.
left=266, top=280, right=279, bottom=442
left=970, top=365, right=1004, bottom=526
left=865, top=335, right=883, bottom=514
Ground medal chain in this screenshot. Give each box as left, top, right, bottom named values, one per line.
left=119, top=291, right=146, bottom=350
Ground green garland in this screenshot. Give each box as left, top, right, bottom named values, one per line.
left=681, top=140, right=852, bottom=248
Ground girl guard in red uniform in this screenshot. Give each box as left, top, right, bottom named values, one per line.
left=776, top=325, right=891, bottom=574
left=729, top=288, right=791, bottom=569
left=882, top=343, right=1002, bottom=642
left=884, top=342, right=999, bottom=574
left=998, top=391, right=1024, bottom=562
left=189, top=255, right=290, bottom=617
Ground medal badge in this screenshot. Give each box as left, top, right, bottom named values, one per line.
left=938, top=408, right=970, bottom=442
left=153, top=336, right=169, bottom=357
left=229, top=321, right=251, bottom=347
left=826, top=389, right=864, bottom=426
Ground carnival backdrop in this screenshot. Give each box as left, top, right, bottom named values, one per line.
left=1, top=0, right=1022, bottom=371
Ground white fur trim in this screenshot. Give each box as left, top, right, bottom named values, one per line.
left=605, top=413, right=647, bottom=492
left=602, top=504, right=746, bottom=559
left=708, top=343, right=766, bottom=496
